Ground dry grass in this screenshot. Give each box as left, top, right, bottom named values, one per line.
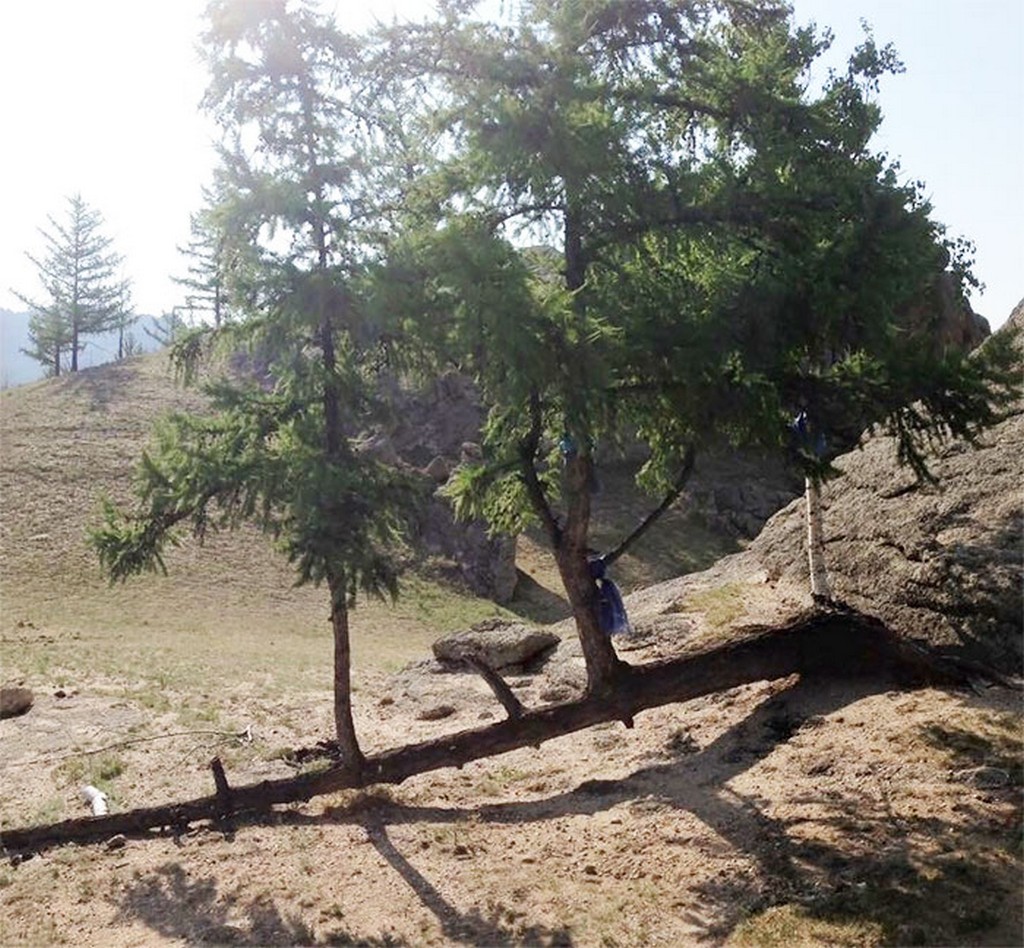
left=0, top=354, right=514, bottom=697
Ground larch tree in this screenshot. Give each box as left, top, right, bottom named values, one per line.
left=13, top=194, right=129, bottom=375
left=89, top=0, right=1016, bottom=765
left=174, top=185, right=234, bottom=329
left=368, top=0, right=1015, bottom=693
left=90, top=0, right=419, bottom=774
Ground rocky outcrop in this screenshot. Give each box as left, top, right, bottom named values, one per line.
left=904, top=272, right=992, bottom=353
left=685, top=449, right=801, bottom=538
left=367, top=372, right=519, bottom=602
left=747, top=299, right=1023, bottom=672
left=414, top=496, right=519, bottom=602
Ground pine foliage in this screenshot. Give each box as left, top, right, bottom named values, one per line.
left=92, top=0, right=421, bottom=616
left=14, top=194, right=130, bottom=375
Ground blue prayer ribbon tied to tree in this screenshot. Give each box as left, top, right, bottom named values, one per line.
left=589, top=556, right=632, bottom=636
left=790, top=410, right=827, bottom=459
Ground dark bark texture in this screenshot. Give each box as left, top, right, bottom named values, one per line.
left=1, top=608, right=993, bottom=854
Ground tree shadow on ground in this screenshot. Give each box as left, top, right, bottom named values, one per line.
left=362, top=812, right=573, bottom=946
left=323, top=674, right=1020, bottom=945
left=58, top=359, right=140, bottom=411
left=112, top=861, right=404, bottom=946
left=112, top=837, right=572, bottom=948
left=112, top=675, right=1020, bottom=946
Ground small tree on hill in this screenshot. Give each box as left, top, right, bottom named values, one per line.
left=112, top=278, right=140, bottom=361
left=174, top=185, right=233, bottom=329
left=19, top=302, right=70, bottom=378
left=13, top=194, right=130, bottom=374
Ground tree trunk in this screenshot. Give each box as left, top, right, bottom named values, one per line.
left=71, top=298, right=79, bottom=372
left=327, top=569, right=365, bottom=776
left=805, top=476, right=832, bottom=601
left=555, top=189, right=623, bottom=694
left=556, top=453, right=623, bottom=697
left=2, top=609, right=987, bottom=854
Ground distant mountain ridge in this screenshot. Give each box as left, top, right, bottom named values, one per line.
left=0, top=308, right=167, bottom=389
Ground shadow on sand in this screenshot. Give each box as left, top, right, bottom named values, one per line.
left=111, top=675, right=1020, bottom=945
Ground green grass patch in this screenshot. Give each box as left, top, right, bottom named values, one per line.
left=729, top=904, right=883, bottom=947
left=675, top=581, right=749, bottom=628
left=55, top=752, right=127, bottom=796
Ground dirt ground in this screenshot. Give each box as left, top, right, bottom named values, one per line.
left=1, top=356, right=1021, bottom=946
left=3, top=618, right=1021, bottom=948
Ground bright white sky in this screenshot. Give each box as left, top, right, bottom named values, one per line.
left=1, top=0, right=1021, bottom=327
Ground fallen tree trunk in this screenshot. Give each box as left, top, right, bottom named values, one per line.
left=0, top=608, right=988, bottom=853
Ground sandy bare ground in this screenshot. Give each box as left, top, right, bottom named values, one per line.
left=3, top=606, right=1021, bottom=948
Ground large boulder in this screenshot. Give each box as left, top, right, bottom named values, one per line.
left=433, top=618, right=560, bottom=671
left=748, top=299, right=1024, bottom=673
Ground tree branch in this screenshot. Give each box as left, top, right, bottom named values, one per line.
left=518, top=390, right=561, bottom=547
left=459, top=655, right=525, bottom=720
left=603, top=444, right=696, bottom=567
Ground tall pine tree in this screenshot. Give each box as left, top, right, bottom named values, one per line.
left=369, top=0, right=1016, bottom=691
left=92, top=0, right=419, bottom=772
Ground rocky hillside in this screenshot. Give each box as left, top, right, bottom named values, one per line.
left=623, top=299, right=1023, bottom=675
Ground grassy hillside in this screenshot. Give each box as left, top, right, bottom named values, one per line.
left=0, top=354, right=504, bottom=689
left=0, top=351, right=735, bottom=682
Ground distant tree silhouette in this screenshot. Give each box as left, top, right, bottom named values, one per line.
left=144, top=308, right=192, bottom=349
left=13, top=194, right=131, bottom=375
left=112, top=279, right=140, bottom=360
left=174, top=185, right=234, bottom=329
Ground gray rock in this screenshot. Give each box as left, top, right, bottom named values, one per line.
left=0, top=687, right=34, bottom=719
left=953, top=766, right=1013, bottom=789
left=417, top=704, right=457, bottom=721
left=433, top=618, right=559, bottom=671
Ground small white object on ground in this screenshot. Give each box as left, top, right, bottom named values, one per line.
left=80, top=785, right=108, bottom=816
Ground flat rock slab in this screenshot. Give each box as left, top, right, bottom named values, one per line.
left=433, top=618, right=559, bottom=671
